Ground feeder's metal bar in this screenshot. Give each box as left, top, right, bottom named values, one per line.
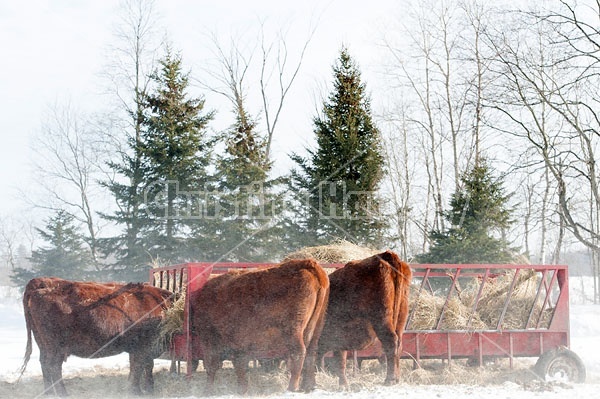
left=536, top=269, right=559, bottom=329
left=467, top=268, right=490, bottom=329
left=435, top=268, right=461, bottom=330
left=509, top=333, right=514, bottom=368
left=526, top=269, right=547, bottom=329
left=447, top=333, right=452, bottom=364
left=496, top=269, right=520, bottom=330
left=478, top=333, right=483, bottom=367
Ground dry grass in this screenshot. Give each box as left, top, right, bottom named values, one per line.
left=160, top=292, right=186, bottom=338
left=283, top=239, right=378, bottom=264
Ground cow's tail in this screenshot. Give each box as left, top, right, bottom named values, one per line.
left=18, top=291, right=33, bottom=381
left=300, top=264, right=330, bottom=391
left=393, top=259, right=412, bottom=355
left=304, top=263, right=330, bottom=353
left=380, top=251, right=412, bottom=344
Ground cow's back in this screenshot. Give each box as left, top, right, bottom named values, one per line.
left=25, top=280, right=173, bottom=358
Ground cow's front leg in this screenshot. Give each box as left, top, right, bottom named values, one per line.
left=128, top=352, right=144, bottom=395
left=142, top=358, right=155, bottom=393
left=202, top=349, right=221, bottom=395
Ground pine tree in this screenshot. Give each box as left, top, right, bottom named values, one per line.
left=139, top=49, right=214, bottom=263
left=416, top=159, right=515, bottom=263
left=11, top=211, right=91, bottom=287
left=289, top=47, right=386, bottom=247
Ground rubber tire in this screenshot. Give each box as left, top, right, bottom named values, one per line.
left=535, top=348, right=586, bottom=383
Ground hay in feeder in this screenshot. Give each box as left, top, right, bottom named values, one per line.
left=408, top=287, right=487, bottom=330
left=160, top=291, right=186, bottom=338
left=461, top=268, right=545, bottom=330
left=407, top=263, right=554, bottom=331
left=408, top=289, right=444, bottom=330
left=283, top=239, right=379, bottom=264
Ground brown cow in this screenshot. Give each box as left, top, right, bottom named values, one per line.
left=190, top=259, right=329, bottom=394
left=317, top=250, right=412, bottom=387
left=20, top=277, right=174, bottom=396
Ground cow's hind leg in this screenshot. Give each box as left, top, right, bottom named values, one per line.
left=232, top=354, right=250, bottom=395
left=39, top=351, right=52, bottom=394
left=286, top=335, right=307, bottom=392
left=334, top=350, right=349, bottom=389
left=375, top=323, right=400, bottom=385
left=300, top=349, right=318, bottom=392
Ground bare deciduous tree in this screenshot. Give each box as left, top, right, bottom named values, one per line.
left=28, top=103, right=103, bottom=269
left=381, top=107, right=417, bottom=260
left=486, top=0, right=600, bottom=301
left=197, top=19, right=315, bottom=166
left=258, top=22, right=316, bottom=161
left=381, top=0, right=494, bottom=255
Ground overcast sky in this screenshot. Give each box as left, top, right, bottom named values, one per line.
left=0, top=0, right=401, bottom=224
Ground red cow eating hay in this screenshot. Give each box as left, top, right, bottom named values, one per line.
left=20, top=277, right=174, bottom=396
left=190, top=258, right=330, bottom=394
left=317, top=250, right=412, bottom=387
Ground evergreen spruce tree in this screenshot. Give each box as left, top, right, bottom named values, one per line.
left=289, top=47, right=385, bottom=248
left=416, top=159, right=515, bottom=263
left=208, top=99, right=284, bottom=261
left=100, top=58, right=153, bottom=280
left=11, top=211, right=91, bottom=287
left=100, top=132, right=147, bottom=280
left=139, top=49, right=214, bottom=263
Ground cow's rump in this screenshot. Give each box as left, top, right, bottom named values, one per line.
left=318, top=250, right=412, bottom=387
left=191, top=258, right=330, bottom=393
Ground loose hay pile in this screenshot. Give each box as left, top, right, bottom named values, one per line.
left=409, top=289, right=488, bottom=330
left=283, top=239, right=378, bottom=264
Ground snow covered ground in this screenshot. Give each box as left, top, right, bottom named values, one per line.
left=1, top=281, right=600, bottom=398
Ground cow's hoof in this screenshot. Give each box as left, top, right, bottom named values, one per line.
left=300, top=383, right=315, bottom=393
left=129, top=387, right=144, bottom=396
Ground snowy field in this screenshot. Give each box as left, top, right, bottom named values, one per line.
left=1, top=280, right=600, bottom=399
